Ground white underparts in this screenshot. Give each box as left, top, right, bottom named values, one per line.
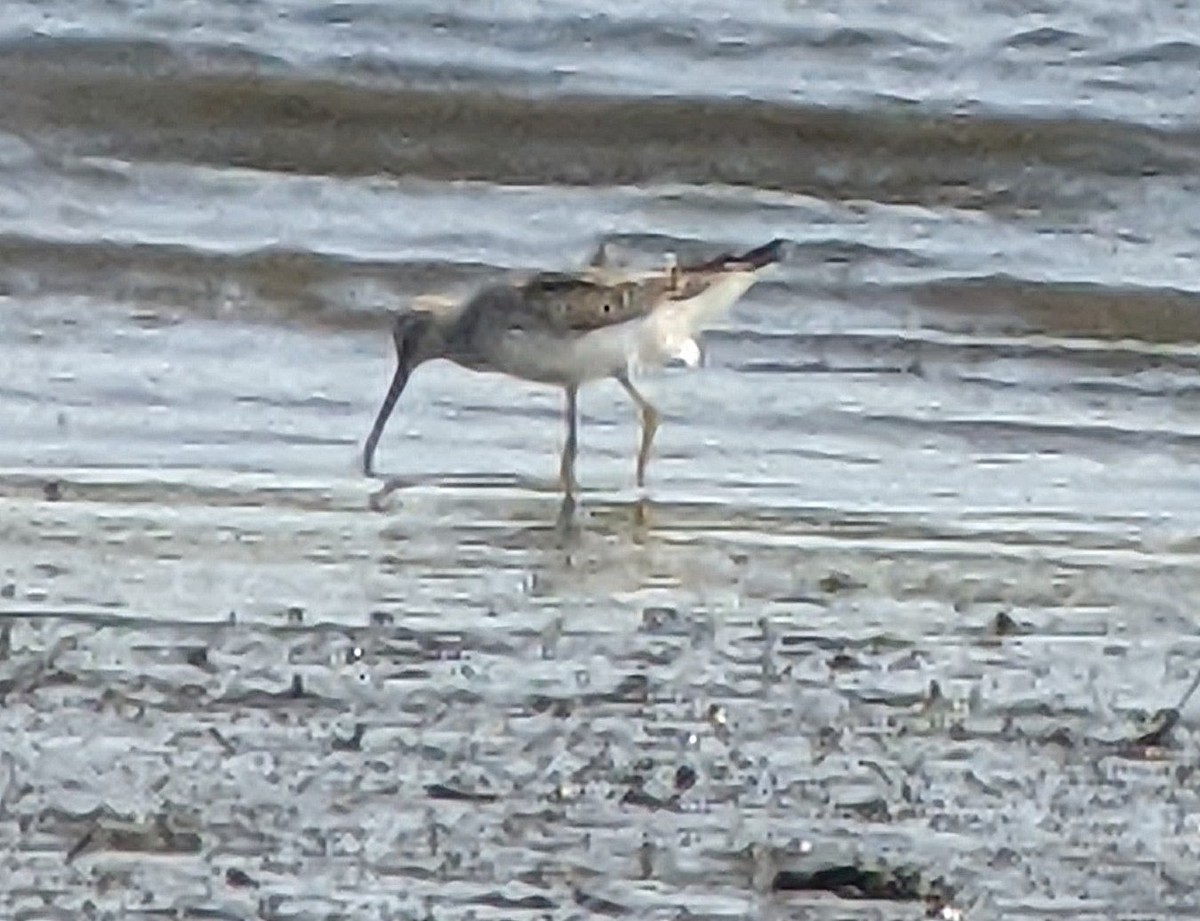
left=634, top=271, right=755, bottom=371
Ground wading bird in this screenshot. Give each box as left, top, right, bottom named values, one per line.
left=362, top=239, right=785, bottom=494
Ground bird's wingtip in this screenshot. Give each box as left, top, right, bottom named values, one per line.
left=739, top=238, right=789, bottom=269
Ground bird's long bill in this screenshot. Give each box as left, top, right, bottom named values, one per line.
left=361, top=328, right=417, bottom=476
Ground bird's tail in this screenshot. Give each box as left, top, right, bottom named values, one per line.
left=735, top=238, right=788, bottom=269
left=687, top=238, right=788, bottom=273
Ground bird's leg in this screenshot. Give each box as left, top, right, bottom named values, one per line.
left=665, top=252, right=680, bottom=290
left=555, top=492, right=578, bottom=539
left=616, top=372, right=660, bottom=489
left=559, top=384, right=579, bottom=496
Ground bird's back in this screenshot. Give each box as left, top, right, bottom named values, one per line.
left=413, top=239, right=783, bottom=383
left=442, top=278, right=649, bottom=384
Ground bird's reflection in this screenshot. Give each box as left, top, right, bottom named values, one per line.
left=366, top=473, right=656, bottom=549
left=553, top=492, right=579, bottom=545
left=367, top=475, right=410, bottom=512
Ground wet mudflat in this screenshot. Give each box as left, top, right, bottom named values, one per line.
left=3, top=433, right=1200, bottom=918
left=4, top=0, right=1200, bottom=917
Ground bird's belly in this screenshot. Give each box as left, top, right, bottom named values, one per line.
left=485, top=323, right=638, bottom=385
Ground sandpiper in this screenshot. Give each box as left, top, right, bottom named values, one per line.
left=362, top=239, right=786, bottom=494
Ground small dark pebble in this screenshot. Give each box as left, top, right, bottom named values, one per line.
left=0, top=583, right=14, bottom=599
left=159, top=827, right=203, bottom=855
left=605, top=673, right=649, bottom=703
left=177, top=682, right=207, bottom=701
left=991, top=611, right=1020, bottom=636
left=638, top=837, right=654, bottom=879
left=674, top=764, right=697, bottom=792
left=818, top=571, right=861, bottom=594
left=828, top=651, right=862, bottom=671
left=572, top=887, right=626, bottom=916
left=528, top=694, right=574, bottom=717
left=838, top=796, right=891, bottom=822
left=641, top=605, right=679, bottom=631
left=184, top=647, right=210, bottom=670
left=332, top=722, right=367, bottom=752
left=1124, top=707, right=1179, bottom=751
left=43, top=481, right=62, bottom=502
left=620, top=786, right=675, bottom=810
left=478, top=892, right=555, bottom=910
left=39, top=670, right=78, bottom=690
left=287, top=674, right=306, bottom=698
left=990, top=846, right=1020, bottom=868
left=395, top=667, right=432, bottom=681
left=425, top=783, right=499, bottom=803
left=225, top=867, right=259, bottom=888
left=924, top=891, right=956, bottom=918
left=772, top=865, right=924, bottom=900
left=369, top=610, right=394, bottom=626
left=285, top=606, right=304, bottom=624
left=814, top=725, right=841, bottom=750
left=925, top=680, right=943, bottom=703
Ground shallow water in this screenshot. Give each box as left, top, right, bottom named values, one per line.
left=3, top=1, right=1200, bottom=917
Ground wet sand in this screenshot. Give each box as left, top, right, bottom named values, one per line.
left=4, top=312, right=1200, bottom=916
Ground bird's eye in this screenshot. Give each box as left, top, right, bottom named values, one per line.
left=603, top=302, right=611, bottom=313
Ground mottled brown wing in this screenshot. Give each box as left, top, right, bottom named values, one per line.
left=517, top=271, right=675, bottom=333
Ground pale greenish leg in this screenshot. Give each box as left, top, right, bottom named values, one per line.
left=559, top=385, right=579, bottom=495
left=616, top=372, right=660, bottom=488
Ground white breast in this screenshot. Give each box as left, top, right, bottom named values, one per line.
left=492, top=320, right=641, bottom=385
